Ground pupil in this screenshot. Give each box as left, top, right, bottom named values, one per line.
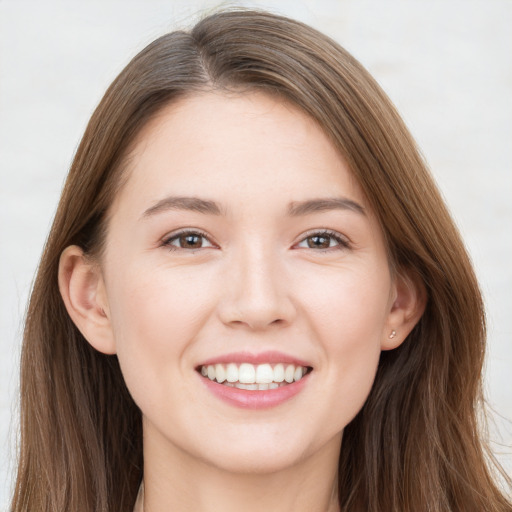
left=308, top=235, right=330, bottom=249
left=181, top=234, right=202, bottom=248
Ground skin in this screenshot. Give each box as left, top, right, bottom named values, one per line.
left=59, top=91, right=424, bottom=512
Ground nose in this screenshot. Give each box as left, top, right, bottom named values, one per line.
left=217, top=245, right=296, bottom=331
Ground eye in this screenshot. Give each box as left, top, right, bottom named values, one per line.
left=163, top=230, right=215, bottom=251
left=295, top=230, right=349, bottom=250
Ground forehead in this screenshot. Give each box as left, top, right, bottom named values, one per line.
left=112, top=91, right=367, bottom=218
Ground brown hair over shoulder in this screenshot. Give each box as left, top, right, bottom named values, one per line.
left=11, top=9, right=511, bottom=512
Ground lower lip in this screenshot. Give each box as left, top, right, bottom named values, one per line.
left=199, top=373, right=311, bottom=409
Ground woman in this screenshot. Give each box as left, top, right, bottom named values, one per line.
left=10, top=9, right=511, bottom=512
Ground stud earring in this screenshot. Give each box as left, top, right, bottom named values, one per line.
left=389, top=330, right=397, bottom=339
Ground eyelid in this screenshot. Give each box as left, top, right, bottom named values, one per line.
left=161, top=228, right=217, bottom=250
left=160, top=227, right=350, bottom=251
left=293, top=229, right=351, bottom=250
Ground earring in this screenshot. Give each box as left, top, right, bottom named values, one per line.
left=389, top=330, right=397, bottom=339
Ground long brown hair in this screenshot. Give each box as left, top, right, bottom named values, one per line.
left=11, top=9, right=511, bottom=511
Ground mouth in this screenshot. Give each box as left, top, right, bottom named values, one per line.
left=197, top=362, right=312, bottom=390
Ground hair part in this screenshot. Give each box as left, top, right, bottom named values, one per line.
left=11, top=9, right=511, bottom=512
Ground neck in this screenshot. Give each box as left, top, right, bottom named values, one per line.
left=141, top=428, right=341, bottom=512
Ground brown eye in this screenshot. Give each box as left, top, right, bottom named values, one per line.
left=306, top=235, right=331, bottom=249
left=179, top=233, right=203, bottom=248
left=296, top=231, right=349, bottom=251
left=165, top=231, right=214, bottom=250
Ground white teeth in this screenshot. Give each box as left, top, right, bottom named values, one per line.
left=237, top=383, right=259, bottom=390
left=273, top=363, right=285, bottom=382
left=239, top=363, right=256, bottom=384
left=215, top=363, right=226, bottom=383
left=226, top=363, right=238, bottom=383
left=284, top=364, right=295, bottom=383
left=255, top=363, right=274, bottom=383
left=200, top=362, right=310, bottom=388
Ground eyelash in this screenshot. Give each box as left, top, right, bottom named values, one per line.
left=295, top=229, right=350, bottom=251
left=162, top=229, right=350, bottom=252
left=162, top=229, right=215, bottom=252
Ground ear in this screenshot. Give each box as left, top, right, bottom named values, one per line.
left=58, top=245, right=117, bottom=354
left=382, top=267, right=427, bottom=351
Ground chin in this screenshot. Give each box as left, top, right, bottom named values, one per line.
left=203, top=444, right=311, bottom=475
left=190, top=425, right=340, bottom=476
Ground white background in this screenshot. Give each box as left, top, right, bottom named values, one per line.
left=1, top=0, right=511, bottom=506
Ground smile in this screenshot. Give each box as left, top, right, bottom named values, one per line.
left=199, top=363, right=310, bottom=390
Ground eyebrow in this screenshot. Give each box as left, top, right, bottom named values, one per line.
left=141, top=195, right=365, bottom=219
left=142, top=196, right=223, bottom=218
left=287, top=197, right=365, bottom=216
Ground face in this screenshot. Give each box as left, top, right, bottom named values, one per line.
left=97, top=91, right=399, bottom=474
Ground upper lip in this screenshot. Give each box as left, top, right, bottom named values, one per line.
left=197, top=350, right=312, bottom=368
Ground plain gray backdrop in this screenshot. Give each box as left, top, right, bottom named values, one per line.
left=1, top=0, right=511, bottom=507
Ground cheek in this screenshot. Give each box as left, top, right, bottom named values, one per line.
left=299, top=260, right=392, bottom=344
left=104, top=262, right=217, bottom=401
left=296, top=262, right=391, bottom=427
